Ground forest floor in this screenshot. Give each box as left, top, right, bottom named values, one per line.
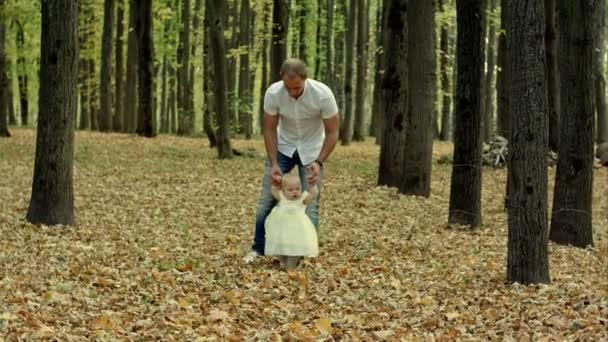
left=1, top=129, right=607, bottom=341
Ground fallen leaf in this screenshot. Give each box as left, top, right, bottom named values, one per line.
left=315, top=317, right=334, bottom=334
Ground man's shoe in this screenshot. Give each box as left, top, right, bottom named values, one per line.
left=243, top=251, right=260, bottom=263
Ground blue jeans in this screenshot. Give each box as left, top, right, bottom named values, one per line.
left=251, top=151, right=323, bottom=255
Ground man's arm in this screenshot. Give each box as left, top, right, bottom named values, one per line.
left=317, top=114, right=339, bottom=163
left=263, top=113, right=279, bottom=165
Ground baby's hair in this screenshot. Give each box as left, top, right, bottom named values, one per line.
left=281, top=172, right=300, bottom=187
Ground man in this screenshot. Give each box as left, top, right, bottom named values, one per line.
left=243, top=58, right=340, bottom=263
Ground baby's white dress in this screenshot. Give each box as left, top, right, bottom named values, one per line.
left=264, top=191, right=319, bottom=257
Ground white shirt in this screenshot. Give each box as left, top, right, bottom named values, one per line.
left=263, top=79, right=339, bottom=165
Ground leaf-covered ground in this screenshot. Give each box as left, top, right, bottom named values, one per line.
left=1, top=129, right=607, bottom=341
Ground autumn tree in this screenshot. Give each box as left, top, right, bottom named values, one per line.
left=269, top=0, right=290, bottom=84
left=135, top=0, right=155, bottom=137
left=26, top=0, right=78, bottom=224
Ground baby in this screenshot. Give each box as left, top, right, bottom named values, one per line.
left=264, top=172, right=319, bottom=269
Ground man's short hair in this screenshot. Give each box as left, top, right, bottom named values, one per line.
left=280, top=58, right=308, bottom=79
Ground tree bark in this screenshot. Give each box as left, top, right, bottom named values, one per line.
left=99, top=0, right=115, bottom=132
left=203, top=22, right=217, bottom=147
left=479, top=0, right=488, bottom=143
left=88, top=59, right=99, bottom=130
left=6, top=60, right=15, bottom=126
left=78, top=58, right=90, bottom=130
left=177, top=0, right=193, bottom=136
left=550, top=0, right=596, bottom=248
left=15, top=21, right=28, bottom=126
left=448, top=0, right=483, bottom=227
left=114, top=0, right=125, bottom=131
left=545, top=0, right=560, bottom=151
left=124, top=0, right=138, bottom=133
left=334, top=0, right=346, bottom=122
left=238, top=0, right=252, bottom=138
left=270, top=0, right=290, bottom=84
left=594, top=0, right=607, bottom=143
left=378, top=0, right=407, bottom=188
left=370, top=0, right=386, bottom=140
left=314, top=2, right=323, bottom=79
left=326, top=0, right=334, bottom=88
left=353, top=0, right=367, bottom=142
left=341, top=0, right=357, bottom=145
left=26, top=0, right=78, bottom=224
left=438, top=0, right=451, bottom=141
left=0, top=5, right=9, bottom=137
left=258, top=0, right=271, bottom=134
left=298, top=1, right=307, bottom=64
left=206, top=0, right=233, bottom=158
left=496, top=0, right=509, bottom=139
left=160, top=54, right=169, bottom=133
left=506, top=0, right=550, bottom=285
left=135, top=0, right=156, bottom=137
left=402, top=0, right=436, bottom=196
left=483, top=0, right=498, bottom=142
left=189, top=0, right=202, bottom=125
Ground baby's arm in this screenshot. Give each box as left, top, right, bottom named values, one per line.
left=303, top=185, right=318, bottom=205
left=270, top=184, right=282, bottom=201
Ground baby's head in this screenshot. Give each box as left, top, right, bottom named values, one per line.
left=281, top=173, right=302, bottom=200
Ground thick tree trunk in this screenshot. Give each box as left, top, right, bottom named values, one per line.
left=207, top=0, right=232, bottom=158
left=506, top=0, right=550, bottom=285
left=448, top=0, right=483, bottom=227
left=270, top=0, right=290, bottom=83
left=341, top=0, right=357, bottom=145
left=401, top=0, right=436, bottom=196
left=545, top=0, right=560, bottom=151
left=135, top=0, right=156, bottom=137
left=479, top=0, right=488, bottom=143
left=114, top=0, right=125, bottom=131
left=238, top=0, right=252, bottom=139
left=594, top=0, right=607, bottom=144
left=99, top=0, right=115, bottom=132
left=26, top=0, right=78, bottom=224
left=177, top=0, right=193, bottom=136
left=483, top=0, right=498, bottom=142
left=203, top=26, right=217, bottom=147
left=378, top=0, right=407, bottom=188
left=352, top=0, right=367, bottom=142
left=496, top=0, right=509, bottom=139
left=124, top=0, right=138, bottom=133
left=550, top=0, right=596, bottom=248
left=438, top=0, right=451, bottom=141
left=15, top=21, right=28, bottom=126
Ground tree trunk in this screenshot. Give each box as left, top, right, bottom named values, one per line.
left=479, top=0, right=488, bottom=143
left=496, top=0, right=509, bottom=139
left=370, top=0, right=386, bottom=140
left=189, top=0, right=202, bottom=125
left=550, top=0, right=596, bottom=248
left=135, top=0, right=156, bottom=137
left=169, top=65, right=177, bottom=133
left=114, top=0, right=125, bottom=131
left=448, top=0, right=483, bottom=227
left=341, top=0, right=357, bottom=145
left=545, top=0, right=560, bottom=151
left=26, top=0, right=78, bottom=224
left=89, top=59, right=99, bottom=130
left=0, top=5, right=9, bottom=137
left=270, top=0, right=290, bottom=84
left=124, top=0, right=138, bottom=133
left=314, top=2, right=323, bottom=79
left=160, top=54, right=169, bottom=133
left=401, top=0, right=436, bottom=196
left=99, top=0, right=115, bottom=132
left=438, top=0, right=451, bottom=141
left=177, top=0, right=192, bottom=136
left=238, top=0, right=252, bottom=139
left=326, top=0, right=334, bottom=87
left=594, top=0, right=607, bottom=144
left=206, top=0, right=233, bottom=158
left=506, top=0, right=550, bottom=285
left=78, top=58, right=90, bottom=130
left=378, top=0, right=407, bottom=188
left=483, top=0, right=498, bottom=142
left=227, top=0, right=239, bottom=131
left=6, top=61, right=15, bottom=126
left=203, top=23, right=217, bottom=147
left=352, top=0, right=367, bottom=142
left=258, top=0, right=271, bottom=133
left=298, top=1, right=307, bottom=64
left=15, top=21, right=28, bottom=126
left=334, top=0, right=346, bottom=121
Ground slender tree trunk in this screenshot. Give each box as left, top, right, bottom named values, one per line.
left=496, top=0, right=509, bottom=139
left=89, top=59, right=99, bottom=130
left=594, top=0, right=607, bottom=144
left=326, top=0, right=334, bottom=87
left=0, top=5, right=9, bottom=137
left=77, top=4, right=90, bottom=130
left=160, top=54, right=168, bottom=133
left=479, top=0, right=488, bottom=143
left=227, top=0, right=239, bottom=131
left=402, top=0, right=436, bottom=196
left=114, top=0, right=125, bottom=131
left=341, top=0, right=357, bottom=145
left=550, top=0, right=596, bottom=248
left=370, top=1, right=385, bottom=141
left=135, top=0, right=156, bottom=137
left=314, top=2, right=323, bottom=79
left=258, top=0, right=271, bottom=133
left=352, top=0, right=367, bottom=142
left=203, top=24, right=217, bottom=147
left=378, top=0, right=407, bottom=188
left=189, top=0, right=202, bottom=126
left=438, top=0, right=451, bottom=141
left=206, top=0, right=233, bottom=158
left=26, top=0, right=78, bottom=224
left=177, top=0, right=192, bottom=136
left=238, top=0, right=252, bottom=139
left=506, top=0, right=550, bottom=285
left=169, top=66, right=177, bottom=133
left=124, top=0, right=138, bottom=133
left=483, top=0, right=498, bottom=142
left=334, top=1, right=346, bottom=121
left=448, top=0, right=483, bottom=227
left=15, top=21, right=28, bottom=126
left=99, top=0, right=115, bottom=132
left=6, top=61, right=15, bottom=126
left=545, top=0, right=560, bottom=151
left=298, top=1, right=307, bottom=63
left=270, top=0, right=290, bottom=84
left=78, top=58, right=90, bottom=130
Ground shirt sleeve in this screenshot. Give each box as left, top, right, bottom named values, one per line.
left=263, top=90, right=279, bottom=115
left=320, top=92, right=339, bottom=119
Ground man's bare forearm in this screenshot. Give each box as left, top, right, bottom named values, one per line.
left=263, top=113, right=279, bottom=165
left=318, top=130, right=338, bottom=163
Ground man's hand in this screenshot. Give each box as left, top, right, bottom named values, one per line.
left=305, top=162, right=321, bottom=187
left=271, top=164, right=283, bottom=187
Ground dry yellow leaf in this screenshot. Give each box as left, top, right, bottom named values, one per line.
left=92, top=314, right=114, bottom=331
left=315, top=317, right=334, bottom=334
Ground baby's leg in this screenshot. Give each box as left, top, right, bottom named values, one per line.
left=284, top=256, right=301, bottom=269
